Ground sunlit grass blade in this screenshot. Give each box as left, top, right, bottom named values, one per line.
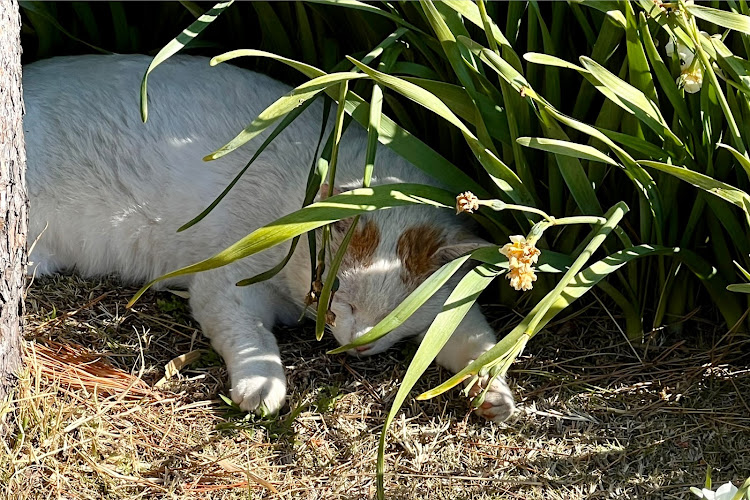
left=579, top=56, right=682, bottom=146
left=204, top=72, right=365, bottom=161
left=236, top=236, right=302, bottom=287
left=523, top=52, right=585, bottom=72
left=401, top=77, right=511, bottom=144
left=127, top=184, right=455, bottom=307
left=178, top=98, right=317, bottom=232
left=686, top=3, right=750, bottom=35
left=694, top=34, right=748, bottom=156
left=330, top=246, right=579, bottom=354
left=364, top=84, right=383, bottom=187
left=211, top=49, right=485, bottom=195
left=624, top=2, right=657, bottom=102
left=531, top=103, right=665, bottom=235
left=574, top=0, right=627, bottom=28
left=441, top=0, right=524, bottom=71
left=639, top=13, right=696, bottom=134
left=346, top=55, right=534, bottom=205
left=316, top=216, right=359, bottom=340
left=520, top=115, right=604, bottom=220
left=717, top=143, right=750, bottom=179
left=417, top=243, right=713, bottom=401
left=329, top=252, right=476, bottom=353
left=517, top=137, right=618, bottom=166
left=376, top=262, right=500, bottom=499
left=419, top=202, right=630, bottom=398
left=598, top=128, right=670, bottom=159
left=140, top=0, right=234, bottom=122
left=639, top=160, right=750, bottom=213
left=315, top=81, right=351, bottom=340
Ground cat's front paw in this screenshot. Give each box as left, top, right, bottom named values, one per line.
left=467, top=375, right=515, bottom=423
left=229, top=367, right=287, bottom=416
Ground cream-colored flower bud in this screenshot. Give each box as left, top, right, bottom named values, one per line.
left=456, top=191, right=480, bottom=214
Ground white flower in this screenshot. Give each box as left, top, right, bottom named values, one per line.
left=679, top=66, right=703, bottom=93
left=691, top=481, right=739, bottom=500
left=666, top=37, right=695, bottom=69
left=665, top=31, right=711, bottom=70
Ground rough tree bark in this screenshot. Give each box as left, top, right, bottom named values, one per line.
left=0, top=0, right=27, bottom=414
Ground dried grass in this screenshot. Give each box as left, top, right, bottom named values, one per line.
left=1, top=274, right=748, bottom=499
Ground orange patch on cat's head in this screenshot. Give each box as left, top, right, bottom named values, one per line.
left=346, top=219, right=380, bottom=267
left=397, top=225, right=444, bottom=285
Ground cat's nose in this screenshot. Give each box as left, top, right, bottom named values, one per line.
left=355, top=345, right=371, bottom=352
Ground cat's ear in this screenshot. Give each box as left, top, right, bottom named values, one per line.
left=433, top=231, right=492, bottom=264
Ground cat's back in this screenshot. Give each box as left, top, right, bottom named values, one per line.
left=24, top=54, right=312, bottom=186
left=23, top=54, right=320, bottom=280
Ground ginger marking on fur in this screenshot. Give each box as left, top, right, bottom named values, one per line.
left=347, top=219, right=380, bottom=267
left=397, top=225, right=444, bottom=284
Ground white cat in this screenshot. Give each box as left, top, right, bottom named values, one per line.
left=23, top=55, right=515, bottom=422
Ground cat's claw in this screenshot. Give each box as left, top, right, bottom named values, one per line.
left=467, top=375, right=515, bottom=423
left=230, top=373, right=287, bottom=416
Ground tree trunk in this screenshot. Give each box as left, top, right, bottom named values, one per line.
left=0, top=0, right=27, bottom=416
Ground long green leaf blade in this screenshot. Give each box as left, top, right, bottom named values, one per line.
left=127, top=184, right=455, bottom=306
left=140, top=0, right=234, bottom=122
left=517, top=137, right=619, bottom=166
left=205, top=72, right=365, bottom=161
left=376, top=263, right=499, bottom=498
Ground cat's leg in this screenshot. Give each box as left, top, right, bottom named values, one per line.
left=432, top=304, right=515, bottom=423
left=26, top=247, right=62, bottom=276
left=188, top=270, right=286, bottom=415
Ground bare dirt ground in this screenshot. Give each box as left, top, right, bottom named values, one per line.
left=2, top=274, right=749, bottom=499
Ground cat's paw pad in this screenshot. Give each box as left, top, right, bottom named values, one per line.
left=467, top=376, right=515, bottom=423
left=230, top=373, right=287, bottom=416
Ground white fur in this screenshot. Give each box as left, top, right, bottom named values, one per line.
left=24, top=55, right=514, bottom=422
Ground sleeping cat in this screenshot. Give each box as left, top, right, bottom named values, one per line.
left=23, top=54, right=515, bottom=422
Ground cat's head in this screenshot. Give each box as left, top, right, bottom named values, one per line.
left=324, top=207, right=489, bottom=356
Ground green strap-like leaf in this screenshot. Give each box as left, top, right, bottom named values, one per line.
left=419, top=243, right=683, bottom=401
left=687, top=4, right=750, bottom=35
left=329, top=252, right=475, bottom=354
left=330, top=245, right=578, bottom=355
left=639, top=13, right=696, bottom=135
left=523, top=52, right=586, bottom=72
left=205, top=72, right=366, bottom=161
left=717, top=143, right=750, bottom=179
left=376, top=263, right=500, bottom=498
left=517, top=137, right=618, bottom=166
left=624, top=2, right=657, bottom=103
left=210, top=49, right=485, bottom=196
left=346, top=56, right=533, bottom=204
left=178, top=98, right=318, bottom=232
left=140, top=0, right=234, bottom=122
left=316, top=215, right=359, bottom=340
left=440, top=0, right=525, bottom=72
left=639, top=160, right=750, bottom=210
left=533, top=103, right=664, bottom=233
left=127, top=184, right=455, bottom=306
left=579, top=56, right=682, bottom=146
